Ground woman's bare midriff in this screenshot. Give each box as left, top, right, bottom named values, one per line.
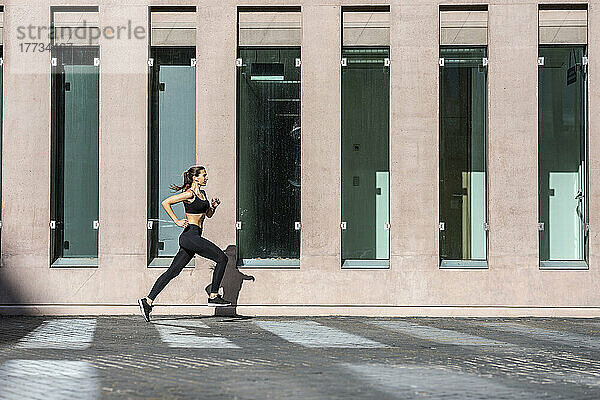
left=185, top=213, right=206, bottom=228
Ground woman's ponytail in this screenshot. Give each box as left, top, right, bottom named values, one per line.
left=169, top=165, right=205, bottom=192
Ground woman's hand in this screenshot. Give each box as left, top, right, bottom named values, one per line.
left=211, top=198, right=221, bottom=208
left=176, top=219, right=189, bottom=228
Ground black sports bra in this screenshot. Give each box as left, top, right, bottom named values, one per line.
left=183, top=190, right=210, bottom=214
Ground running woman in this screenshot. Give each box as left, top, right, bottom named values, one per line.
left=138, top=165, right=231, bottom=322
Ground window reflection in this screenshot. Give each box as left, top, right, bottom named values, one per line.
left=439, top=47, right=488, bottom=263
left=341, top=47, right=390, bottom=264
left=538, top=46, right=588, bottom=262
left=236, top=48, right=301, bottom=262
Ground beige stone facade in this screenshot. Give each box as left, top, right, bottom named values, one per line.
left=0, top=0, right=599, bottom=316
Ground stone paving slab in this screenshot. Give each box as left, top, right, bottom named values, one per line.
left=0, top=316, right=599, bottom=399
left=0, top=360, right=99, bottom=400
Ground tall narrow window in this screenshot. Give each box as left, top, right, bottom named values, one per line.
left=439, top=7, right=488, bottom=268
left=538, top=5, right=588, bottom=269
left=236, top=8, right=301, bottom=267
left=147, top=7, right=196, bottom=267
left=341, top=7, right=390, bottom=268
left=50, top=7, right=100, bottom=267
left=0, top=7, right=4, bottom=254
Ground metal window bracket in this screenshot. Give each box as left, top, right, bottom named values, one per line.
left=585, top=223, right=590, bottom=232
left=538, top=222, right=544, bottom=231
left=295, top=58, right=301, bottom=67
left=236, top=221, right=242, bottom=230
left=148, top=58, right=154, bottom=67
left=384, top=222, right=390, bottom=230
left=93, top=58, right=100, bottom=66
left=191, top=58, right=196, bottom=67
left=341, top=57, right=347, bottom=67
left=384, top=57, right=390, bottom=67
left=538, top=57, right=544, bottom=66
left=50, top=220, right=56, bottom=229
left=0, top=221, right=2, bottom=228
left=236, top=58, right=243, bottom=67
left=51, top=57, right=58, bottom=67
left=147, top=221, right=153, bottom=230
left=482, top=57, right=488, bottom=67
left=439, top=58, right=445, bottom=67
left=483, top=222, right=489, bottom=231
left=439, top=222, right=445, bottom=231
left=583, top=56, right=589, bottom=66
left=93, top=220, right=99, bottom=230
left=0, top=58, right=4, bottom=66
left=295, top=221, right=302, bottom=231
left=341, top=221, right=347, bottom=230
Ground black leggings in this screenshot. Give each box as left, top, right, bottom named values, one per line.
left=148, top=224, right=228, bottom=301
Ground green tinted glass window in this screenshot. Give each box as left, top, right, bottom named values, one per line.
left=147, top=47, right=196, bottom=264
left=341, top=47, right=390, bottom=264
left=51, top=47, right=100, bottom=261
left=439, top=47, right=488, bottom=263
left=0, top=45, right=3, bottom=246
left=236, top=48, right=301, bottom=262
left=538, top=46, right=588, bottom=263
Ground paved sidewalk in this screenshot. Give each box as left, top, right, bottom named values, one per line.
left=1, top=316, right=599, bottom=399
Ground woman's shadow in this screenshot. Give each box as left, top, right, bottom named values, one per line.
left=205, top=245, right=254, bottom=318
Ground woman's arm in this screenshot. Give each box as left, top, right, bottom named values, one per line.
left=206, top=206, right=215, bottom=218
left=161, top=191, right=193, bottom=225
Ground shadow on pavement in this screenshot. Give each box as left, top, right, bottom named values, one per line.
left=0, top=260, right=33, bottom=316
left=0, top=259, right=42, bottom=343
left=206, top=245, right=255, bottom=318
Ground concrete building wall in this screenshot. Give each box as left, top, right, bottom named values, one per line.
left=0, top=0, right=599, bottom=316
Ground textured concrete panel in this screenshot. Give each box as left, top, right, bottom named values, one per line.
left=300, top=5, right=341, bottom=259
left=487, top=4, right=538, bottom=267
left=98, top=2, right=148, bottom=265
left=194, top=3, right=237, bottom=294
left=389, top=3, right=438, bottom=264
left=2, top=2, right=50, bottom=262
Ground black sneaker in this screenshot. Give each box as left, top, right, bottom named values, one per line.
left=204, top=284, right=212, bottom=297
left=138, top=298, right=153, bottom=322
left=208, top=295, right=231, bottom=307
